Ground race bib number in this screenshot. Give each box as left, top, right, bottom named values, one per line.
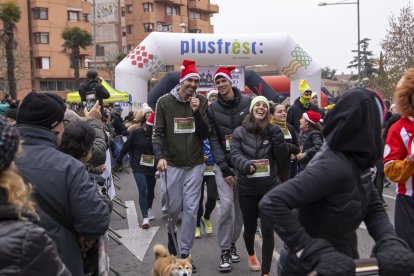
left=204, top=165, right=215, bottom=176
left=174, top=117, right=195, bottom=133
left=248, top=159, right=270, bottom=178
left=140, top=154, right=155, bottom=167
left=225, top=134, right=233, bottom=151
left=281, top=127, right=292, bottom=140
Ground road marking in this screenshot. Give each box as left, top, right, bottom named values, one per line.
left=117, top=200, right=159, bottom=262
left=383, top=194, right=396, bottom=200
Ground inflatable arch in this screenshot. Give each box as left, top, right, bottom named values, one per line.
left=115, top=32, right=321, bottom=105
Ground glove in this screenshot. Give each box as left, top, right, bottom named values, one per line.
left=372, top=236, right=414, bottom=276
left=299, top=239, right=355, bottom=276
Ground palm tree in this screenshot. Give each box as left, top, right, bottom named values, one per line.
left=62, top=27, right=92, bottom=90
left=0, top=1, right=21, bottom=100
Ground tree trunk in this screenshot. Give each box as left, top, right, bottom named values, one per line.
left=5, top=21, right=16, bottom=99
left=72, top=46, right=80, bottom=90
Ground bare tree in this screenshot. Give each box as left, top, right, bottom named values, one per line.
left=379, top=4, right=414, bottom=95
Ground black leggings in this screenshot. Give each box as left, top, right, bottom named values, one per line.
left=196, top=175, right=217, bottom=226
left=146, top=175, right=157, bottom=208
left=239, top=193, right=274, bottom=275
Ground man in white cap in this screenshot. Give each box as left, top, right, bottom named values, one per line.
left=208, top=66, right=250, bottom=272
left=152, top=60, right=210, bottom=272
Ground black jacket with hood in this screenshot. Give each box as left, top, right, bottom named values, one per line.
left=208, top=87, right=250, bottom=176
left=78, top=78, right=110, bottom=110
left=231, top=115, right=290, bottom=195
left=259, top=88, right=396, bottom=275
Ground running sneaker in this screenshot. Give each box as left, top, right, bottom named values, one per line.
left=201, top=217, right=213, bottom=235
left=247, top=252, right=261, bottom=272
left=230, top=243, right=240, bottom=263
left=142, top=218, right=149, bottom=229
left=195, top=227, right=201, bottom=239
left=148, top=208, right=155, bottom=221
left=219, top=250, right=232, bottom=272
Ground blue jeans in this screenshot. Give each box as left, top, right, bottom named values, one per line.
left=133, top=173, right=148, bottom=218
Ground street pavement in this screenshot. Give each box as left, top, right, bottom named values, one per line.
left=107, top=169, right=397, bottom=276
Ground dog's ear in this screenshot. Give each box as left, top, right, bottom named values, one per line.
left=186, top=254, right=191, bottom=261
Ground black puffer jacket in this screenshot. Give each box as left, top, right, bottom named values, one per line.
left=208, top=87, right=250, bottom=174
left=0, top=200, right=70, bottom=276
left=298, top=129, right=323, bottom=166
left=231, top=115, right=290, bottom=195
left=259, top=89, right=396, bottom=275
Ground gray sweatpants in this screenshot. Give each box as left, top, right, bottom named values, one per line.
left=214, top=164, right=243, bottom=251
left=161, top=163, right=205, bottom=255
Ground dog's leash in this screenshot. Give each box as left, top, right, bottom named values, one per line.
left=165, top=170, right=181, bottom=257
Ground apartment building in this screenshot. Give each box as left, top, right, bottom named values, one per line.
left=0, top=0, right=218, bottom=99
left=0, top=0, right=93, bottom=99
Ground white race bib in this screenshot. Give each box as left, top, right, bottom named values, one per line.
left=174, top=117, right=195, bottom=133
left=248, top=159, right=270, bottom=178
left=140, top=154, right=155, bottom=167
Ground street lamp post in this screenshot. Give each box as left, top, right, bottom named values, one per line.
left=318, top=0, right=361, bottom=87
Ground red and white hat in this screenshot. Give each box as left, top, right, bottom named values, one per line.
left=214, top=66, right=238, bottom=82
left=180, top=60, right=200, bottom=83
left=146, top=112, right=155, bottom=126
left=303, top=110, right=321, bottom=124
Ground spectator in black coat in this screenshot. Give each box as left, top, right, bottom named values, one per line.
left=0, top=118, right=70, bottom=276
left=260, top=88, right=414, bottom=276
left=287, top=79, right=322, bottom=133
left=112, top=105, right=128, bottom=136
left=78, top=70, right=110, bottom=114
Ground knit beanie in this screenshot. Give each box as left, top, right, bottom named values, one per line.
left=0, top=118, right=20, bottom=173
left=141, top=103, right=153, bottom=115
left=17, top=92, right=66, bottom=129
left=250, top=96, right=269, bottom=113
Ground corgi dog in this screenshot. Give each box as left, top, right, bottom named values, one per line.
left=152, top=244, right=192, bottom=276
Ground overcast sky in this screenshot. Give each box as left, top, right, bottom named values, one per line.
left=210, top=0, right=411, bottom=75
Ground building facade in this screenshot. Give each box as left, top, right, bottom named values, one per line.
left=0, top=0, right=218, bottom=99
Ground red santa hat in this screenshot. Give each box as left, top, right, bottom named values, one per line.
left=214, top=66, right=239, bottom=82
left=303, top=110, right=321, bottom=124
left=180, top=60, right=200, bottom=83
left=146, top=112, right=155, bottom=126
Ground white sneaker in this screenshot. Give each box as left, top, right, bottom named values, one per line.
left=148, top=209, right=155, bottom=221
left=142, top=218, right=150, bottom=229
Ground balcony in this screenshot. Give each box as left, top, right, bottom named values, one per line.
left=188, top=0, right=219, bottom=13
left=188, top=18, right=212, bottom=32
left=164, top=14, right=181, bottom=26
left=154, top=0, right=186, bottom=6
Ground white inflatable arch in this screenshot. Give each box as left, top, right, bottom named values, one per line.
left=115, top=32, right=321, bottom=104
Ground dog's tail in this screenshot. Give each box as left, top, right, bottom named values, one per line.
left=153, top=244, right=169, bottom=260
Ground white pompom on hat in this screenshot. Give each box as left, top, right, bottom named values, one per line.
left=207, top=89, right=218, bottom=100
left=180, top=60, right=200, bottom=83
left=214, top=66, right=237, bottom=82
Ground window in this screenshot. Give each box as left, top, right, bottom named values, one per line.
left=156, top=23, right=172, bottom=32
left=68, top=11, right=79, bottom=21
left=126, top=4, right=133, bottom=14
left=40, top=80, right=75, bottom=91
left=189, top=29, right=201, bottom=33
left=143, top=3, right=153, bottom=12
left=122, top=46, right=127, bottom=53
left=127, top=25, right=133, bottom=34
left=144, top=23, right=154, bottom=32
left=166, top=6, right=179, bottom=15
left=32, top=7, right=48, bottom=20
left=127, top=44, right=134, bottom=51
left=121, top=6, right=126, bottom=16
left=83, top=14, right=89, bottom=22
left=122, top=26, right=126, bottom=36
left=34, top=57, right=50, bottom=69
left=189, top=11, right=200, bottom=19
left=96, top=45, right=105, bottom=56
left=34, top=32, right=49, bottom=44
